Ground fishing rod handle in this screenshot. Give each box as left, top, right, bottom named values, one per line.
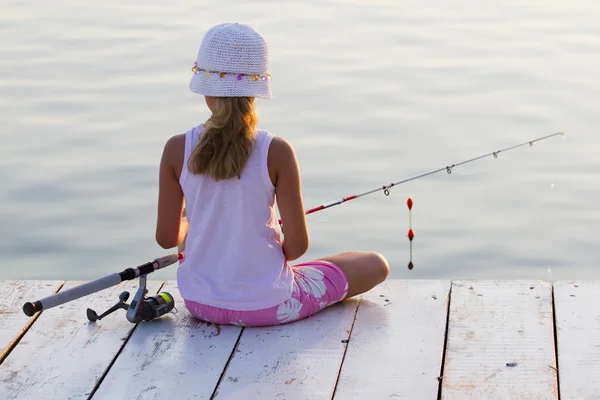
left=154, top=253, right=182, bottom=270
left=22, top=273, right=122, bottom=317
left=22, top=253, right=182, bottom=317
left=132, top=253, right=183, bottom=277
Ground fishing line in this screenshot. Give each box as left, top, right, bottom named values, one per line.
left=407, top=197, right=414, bottom=270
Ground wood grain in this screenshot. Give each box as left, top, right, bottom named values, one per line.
left=442, top=280, right=558, bottom=399
left=554, top=280, right=600, bottom=400
left=334, top=280, right=450, bottom=399
left=92, top=281, right=243, bottom=400
left=0, top=280, right=163, bottom=400
left=214, top=299, right=360, bottom=400
left=0, top=280, right=63, bottom=363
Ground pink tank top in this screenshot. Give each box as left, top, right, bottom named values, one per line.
left=176, top=124, right=294, bottom=310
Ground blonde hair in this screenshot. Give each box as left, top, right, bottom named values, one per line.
left=188, top=97, right=258, bottom=180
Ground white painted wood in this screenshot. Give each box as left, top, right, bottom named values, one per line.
left=554, top=281, right=600, bottom=400
left=214, top=298, right=360, bottom=400
left=0, top=280, right=63, bottom=356
left=334, top=280, right=450, bottom=399
left=0, top=280, right=163, bottom=400
left=442, top=280, right=558, bottom=399
left=92, top=280, right=242, bottom=399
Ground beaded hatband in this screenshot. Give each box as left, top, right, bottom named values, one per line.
left=192, top=61, right=272, bottom=81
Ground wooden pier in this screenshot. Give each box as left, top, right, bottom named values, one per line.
left=0, top=279, right=595, bottom=399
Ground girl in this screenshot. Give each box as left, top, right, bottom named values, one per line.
left=155, top=23, right=389, bottom=327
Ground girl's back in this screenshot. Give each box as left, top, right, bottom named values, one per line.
left=177, top=124, right=293, bottom=311
left=155, top=22, right=389, bottom=327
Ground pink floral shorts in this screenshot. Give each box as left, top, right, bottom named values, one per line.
left=184, top=260, right=349, bottom=327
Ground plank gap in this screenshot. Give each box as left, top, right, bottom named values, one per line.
left=334, top=281, right=449, bottom=399
left=441, top=280, right=557, bottom=399
left=88, top=281, right=243, bottom=399
left=436, top=282, right=453, bottom=400
left=330, top=297, right=363, bottom=400
left=87, top=281, right=166, bottom=400
left=551, top=284, right=562, bottom=400
left=553, top=280, right=600, bottom=398
left=0, top=280, right=65, bottom=365
left=210, top=326, right=245, bottom=400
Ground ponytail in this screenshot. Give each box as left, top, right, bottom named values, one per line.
left=188, top=97, right=258, bottom=180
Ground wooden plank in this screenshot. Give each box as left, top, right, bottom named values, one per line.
left=91, top=280, right=243, bottom=399
left=214, top=298, right=361, bottom=400
left=334, top=280, right=450, bottom=399
left=0, top=280, right=63, bottom=363
left=554, top=280, right=600, bottom=400
left=0, top=280, right=163, bottom=400
left=442, top=280, right=558, bottom=399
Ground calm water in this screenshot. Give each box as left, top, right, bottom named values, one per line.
left=1, top=0, right=598, bottom=281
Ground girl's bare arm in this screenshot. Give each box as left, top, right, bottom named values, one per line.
left=268, top=137, right=309, bottom=261
left=155, top=134, right=188, bottom=249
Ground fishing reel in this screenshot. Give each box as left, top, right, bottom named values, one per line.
left=86, top=275, right=175, bottom=324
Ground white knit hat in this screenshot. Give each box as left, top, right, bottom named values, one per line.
left=189, top=23, right=272, bottom=99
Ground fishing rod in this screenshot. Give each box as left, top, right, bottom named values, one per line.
left=20, top=132, right=561, bottom=321
left=22, top=253, right=183, bottom=323
left=290, top=132, right=563, bottom=220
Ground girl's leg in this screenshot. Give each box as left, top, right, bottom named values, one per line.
left=318, top=252, right=389, bottom=299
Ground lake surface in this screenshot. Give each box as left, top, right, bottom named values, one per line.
left=1, top=0, right=598, bottom=281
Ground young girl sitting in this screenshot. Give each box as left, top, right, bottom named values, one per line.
left=155, top=22, right=389, bottom=327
